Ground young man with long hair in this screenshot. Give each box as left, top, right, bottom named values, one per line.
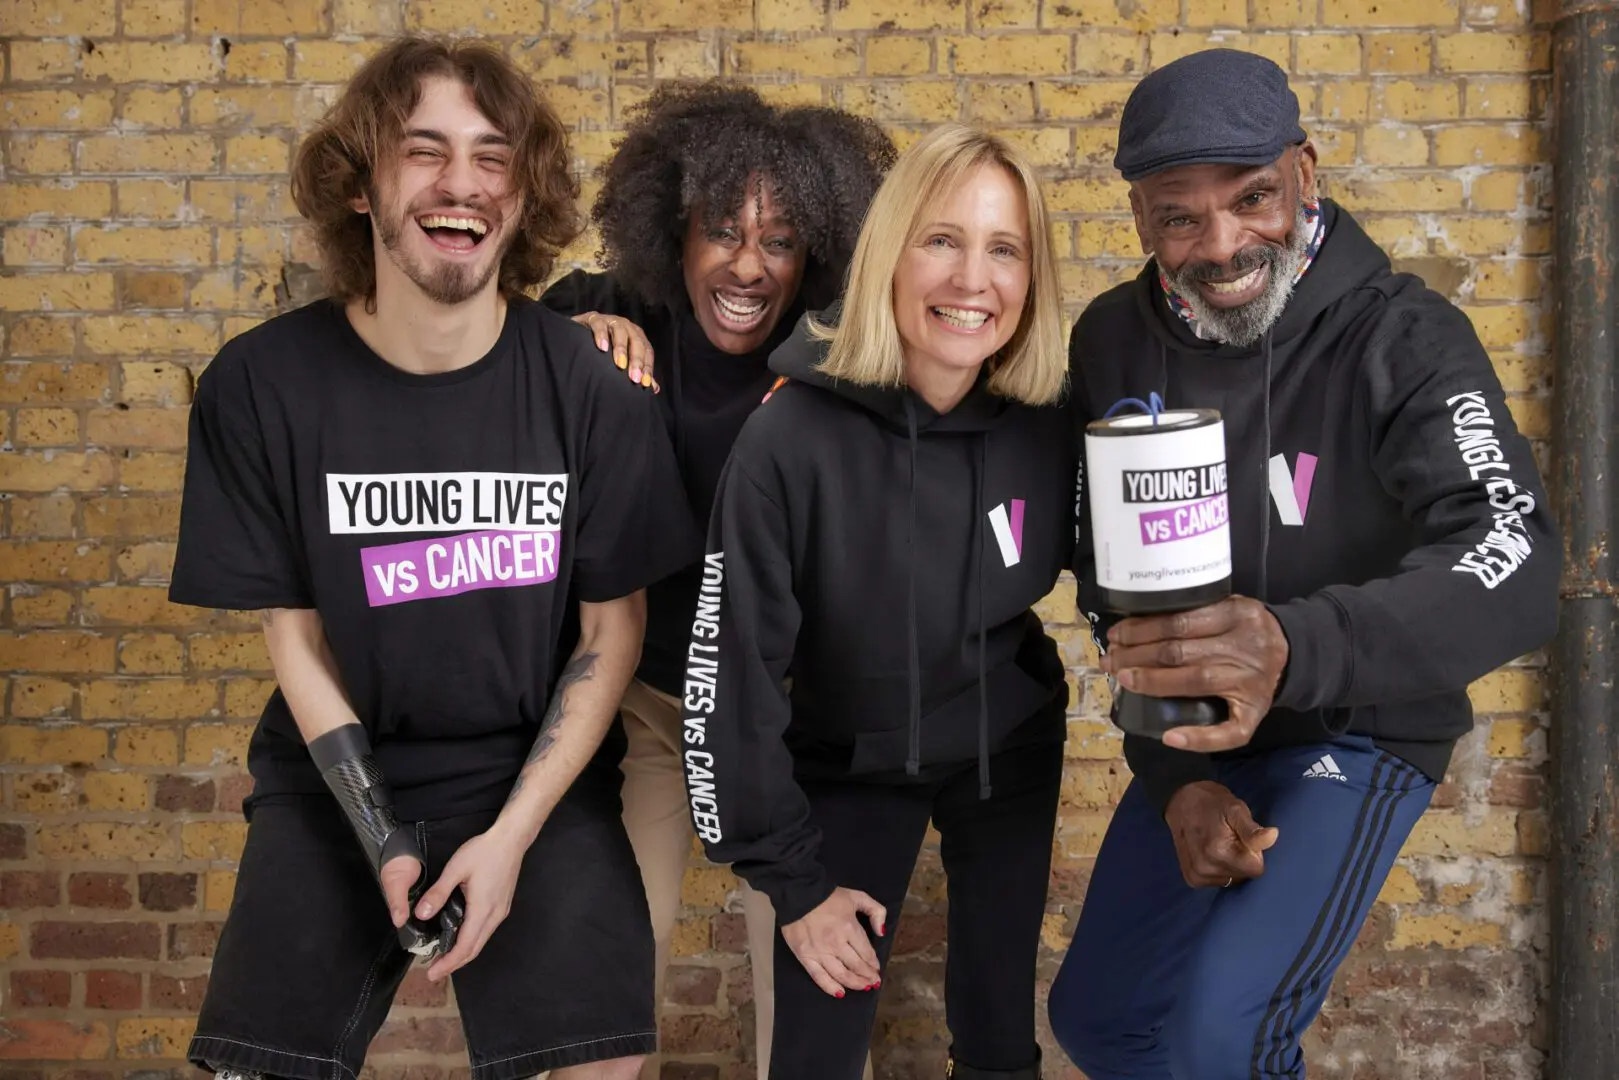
left=170, top=36, right=698, bottom=1080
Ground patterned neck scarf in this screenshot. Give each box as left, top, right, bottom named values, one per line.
left=1158, top=198, right=1326, bottom=341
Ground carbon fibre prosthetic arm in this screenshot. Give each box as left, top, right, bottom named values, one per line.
left=306, top=724, right=463, bottom=960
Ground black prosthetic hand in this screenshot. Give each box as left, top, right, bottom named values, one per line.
left=307, top=725, right=464, bottom=960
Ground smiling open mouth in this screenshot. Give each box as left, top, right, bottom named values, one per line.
left=713, top=291, right=768, bottom=330
left=932, top=305, right=990, bottom=330
left=1201, top=265, right=1267, bottom=296
left=417, top=214, right=489, bottom=252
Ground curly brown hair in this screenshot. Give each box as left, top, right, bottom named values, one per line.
left=591, top=82, right=897, bottom=313
left=291, top=35, right=581, bottom=303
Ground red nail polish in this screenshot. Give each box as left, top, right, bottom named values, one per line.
left=836, top=990, right=845, bottom=999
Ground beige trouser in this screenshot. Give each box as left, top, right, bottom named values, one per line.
left=618, top=680, right=873, bottom=1080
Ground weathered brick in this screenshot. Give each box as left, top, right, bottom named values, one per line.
left=86, top=407, right=189, bottom=449
left=122, top=0, right=188, bottom=35
left=1153, top=32, right=1290, bottom=68
left=1361, top=124, right=1431, bottom=166
left=1047, top=0, right=1178, bottom=28
left=83, top=496, right=181, bottom=538
left=83, top=43, right=220, bottom=83
left=138, top=873, right=197, bottom=913
left=11, top=134, right=79, bottom=175
left=74, top=227, right=213, bottom=267
left=82, top=772, right=149, bottom=811
left=3, top=227, right=70, bottom=268
left=194, top=0, right=327, bottom=33
left=948, top=34, right=1069, bottom=74
left=43, top=823, right=175, bottom=861
left=1041, top=80, right=1135, bottom=121
left=203, top=869, right=235, bottom=912
left=115, top=1018, right=197, bottom=1058
left=1434, top=124, right=1542, bottom=166
left=115, top=180, right=188, bottom=221
left=85, top=969, right=143, bottom=1010
left=404, top=0, right=547, bottom=33
left=10, top=41, right=83, bottom=80
left=181, top=821, right=247, bottom=860
left=1464, top=77, right=1536, bottom=119
left=225, top=134, right=289, bottom=174
left=0, top=1020, right=113, bottom=1060
left=82, top=679, right=216, bottom=721
left=1436, top=32, right=1548, bottom=72
left=167, top=920, right=222, bottom=960
left=223, top=43, right=289, bottom=82
left=80, top=135, right=217, bottom=175
left=116, top=540, right=177, bottom=581
left=1298, top=34, right=1365, bottom=74
left=0, top=181, right=114, bottom=220
left=1390, top=912, right=1504, bottom=950
left=155, top=775, right=217, bottom=813
left=182, top=723, right=253, bottom=767
left=150, top=973, right=208, bottom=1011
left=10, top=408, right=82, bottom=447
left=8, top=676, right=76, bottom=716
left=1325, top=0, right=1459, bottom=24
left=10, top=969, right=74, bottom=1008
left=113, top=725, right=180, bottom=767
left=10, top=496, right=80, bottom=540
left=32, top=920, right=160, bottom=959
left=118, top=633, right=187, bottom=675
left=963, top=81, right=1034, bottom=122
left=0, top=632, right=117, bottom=673
left=0, top=451, right=116, bottom=491
left=1365, top=31, right=1435, bottom=72
left=223, top=678, right=276, bottom=718
left=0, top=273, right=117, bottom=312
left=82, top=316, right=217, bottom=356
left=0, top=871, right=62, bottom=909
left=2, top=91, right=116, bottom=131
left=14, top=772, right=78, bottom=815
left=0, top=825, right=28, bottom=860
left=865, top=36, right=934, bottom=75
left=119, top=89, right=185, bottom=129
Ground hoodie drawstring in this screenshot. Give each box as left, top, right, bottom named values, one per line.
left=1259, top=330, right=1273, bottom=602
left=975, top=435, right=992, bottom=800
left=904, top=395, right=922, bottom=778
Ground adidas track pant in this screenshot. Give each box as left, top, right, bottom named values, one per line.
left=1047, top=734, right=1434, bottom=1079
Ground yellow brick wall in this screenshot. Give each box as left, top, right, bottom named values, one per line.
left=0, top=1, right=1551, bottom=1077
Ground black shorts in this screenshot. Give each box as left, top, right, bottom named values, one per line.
left=188, top=778, right=655, bottom=1080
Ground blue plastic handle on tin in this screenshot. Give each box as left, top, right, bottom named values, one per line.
left=1101, top=391, right=1166, bottom=425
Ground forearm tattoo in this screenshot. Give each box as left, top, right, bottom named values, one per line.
left=505, top=651, right=599, bottom=805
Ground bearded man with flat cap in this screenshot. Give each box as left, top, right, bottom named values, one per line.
left=1049, top=48, right=1559, bottom=1078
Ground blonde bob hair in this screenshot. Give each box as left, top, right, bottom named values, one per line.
left=810, top=122, right=1066, bottom=406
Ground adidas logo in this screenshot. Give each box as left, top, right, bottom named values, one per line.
left=1303, top=754, right=1348, bottom=782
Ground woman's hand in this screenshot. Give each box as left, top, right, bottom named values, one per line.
left=570, top=311, right=659, bottom=392
left=780, top=886, right=887, bottom=998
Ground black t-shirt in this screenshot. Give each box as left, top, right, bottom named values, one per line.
left=541, top=270, right=796, bottom=693
left=168, top=297, right=701, bottom=820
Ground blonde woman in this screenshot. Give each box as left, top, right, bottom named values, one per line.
left=682, top=124, right=1072, bottom=1079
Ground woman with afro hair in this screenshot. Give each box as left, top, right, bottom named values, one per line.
left=542, top=81, right=894, bottom=1079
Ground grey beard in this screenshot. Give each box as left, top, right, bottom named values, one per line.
left=1165, top=203, right=1314, bottom=348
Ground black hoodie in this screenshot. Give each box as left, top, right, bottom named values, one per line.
left=1070, top=199, right=1560, bottom=814
left=682, top=319, right=1075, bottom=924
left=541, top=269, right=801, bottom=695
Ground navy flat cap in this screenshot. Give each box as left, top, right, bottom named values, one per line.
left=1113, top=48, right=1307, bottom=181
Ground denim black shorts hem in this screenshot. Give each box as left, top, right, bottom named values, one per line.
left=188, top=781, right=654, bottom=1078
